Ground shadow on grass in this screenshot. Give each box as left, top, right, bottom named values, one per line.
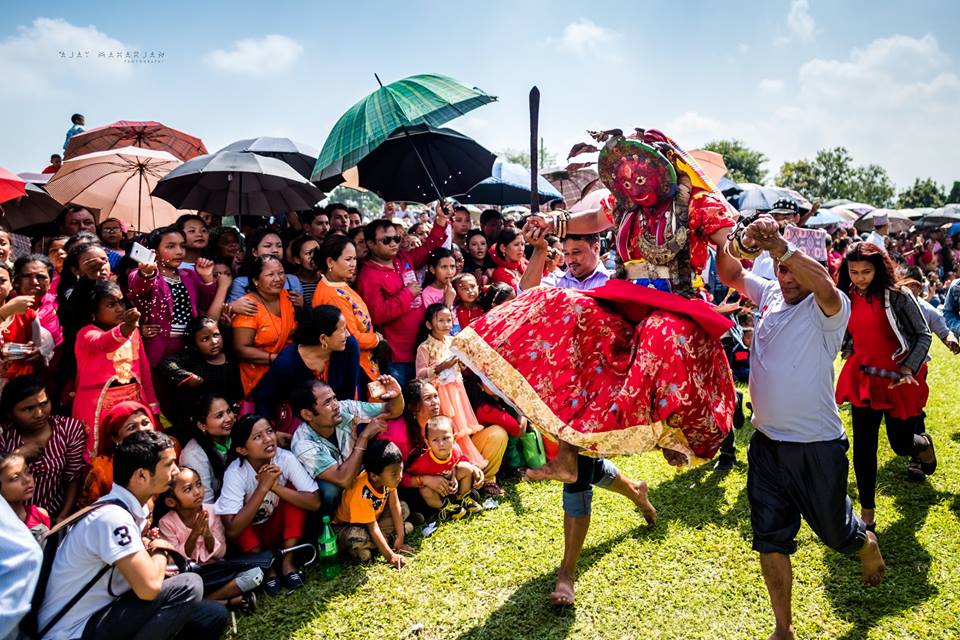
left=455, top=523, right=650, bottom=640
left=823, top=456, right=942, bottom=640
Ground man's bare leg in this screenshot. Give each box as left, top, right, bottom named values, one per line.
left=759, top=552, right=795, bottom=640
left=549, top=513, right=590, bottom=606
left=526, top=439, right=579, bottom=483
left=859, top=530, right=886, bottom=586
left=605, top=472, right=657, bottom=525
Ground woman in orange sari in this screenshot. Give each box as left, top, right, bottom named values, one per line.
left=312, top=235, right=381, bottom=386
left=231, top=256, right=296, bottom=397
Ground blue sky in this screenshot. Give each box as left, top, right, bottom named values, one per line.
left=2, top=1, right=959, bottom=194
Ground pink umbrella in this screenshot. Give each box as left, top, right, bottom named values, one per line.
left=0, top=167, right=27, bottom=204
left=45, top=147, right=188, bottom=232
left=64, top=120, right=207, bottom=162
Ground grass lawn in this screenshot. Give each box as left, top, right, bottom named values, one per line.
left=232, top=343, right=960, bottom=640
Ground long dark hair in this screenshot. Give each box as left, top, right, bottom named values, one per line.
left=57, top=241, right=99, bottom=306
left=294, top=304, right=341, bottom=345
left=479, top=282, right=514, bottom=311
left=417, top=302, right=450, bottom=347
left=422, top=247, right=455, bottom=288
left=225, top=413, right=270, bottom=467
left=185, top=394, right=230, bottom=495
left=402, top=379, right=434, bottom=454
left=837, top=241, right=899, bottom=301
left=314, top=234, right=354, bottom=275
left=493, top=228, right=522, bottom=262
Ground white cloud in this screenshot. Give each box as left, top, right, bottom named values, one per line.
left=0, top=17, right=132, bottom=93
left=737, top=43, right=751, bottom=55
left=757, top=34, right=960, bottom=186
left=548, top=19, right=620, bottom=59
left=758, top=78, right=785, bottom=94
left=204, top=35, right=303, bottom=77
left=666, top=111, right=723, bottom=141
left=786, top=0, right=815, bottom=42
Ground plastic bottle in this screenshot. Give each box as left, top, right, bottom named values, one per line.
left=317, top=515, right=341, bottom=580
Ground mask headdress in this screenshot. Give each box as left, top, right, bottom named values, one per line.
left=597, top=135, right=677, bottom=209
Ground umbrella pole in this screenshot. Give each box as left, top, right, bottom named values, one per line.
left=375, top=73, right=445, bottom=203
left=529, top=87, right=540, bottom=213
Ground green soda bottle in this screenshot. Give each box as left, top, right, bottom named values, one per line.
left=317, top=515, right=341, bottom=579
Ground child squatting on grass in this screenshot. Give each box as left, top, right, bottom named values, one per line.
left=407, top=416, right=485, bottom=521
left=332, top=438, right=414, bottom=569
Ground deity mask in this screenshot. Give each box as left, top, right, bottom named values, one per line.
left=599, top=138, right=677, bottom=209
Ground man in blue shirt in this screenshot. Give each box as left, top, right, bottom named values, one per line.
left=63, top=113, right=85, bottom=152
left=942, top=278, right=960, bottom=337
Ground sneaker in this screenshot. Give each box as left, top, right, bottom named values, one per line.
left=438, top=499, right=466, bottom=522
left=460, top=493, right=484, bottom=515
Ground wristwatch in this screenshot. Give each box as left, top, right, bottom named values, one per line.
left=779, top=241, right=798, bottom=263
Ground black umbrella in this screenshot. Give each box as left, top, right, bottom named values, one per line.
left=315, top=124, right=495, bottom=204
left=152, top=151, right=323, bottom=216
left=217, top=137, right=319, bottom=180
left=0, top=183, right=64, bottom=231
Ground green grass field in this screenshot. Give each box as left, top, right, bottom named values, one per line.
left=232, top=343, right=960, bottom=640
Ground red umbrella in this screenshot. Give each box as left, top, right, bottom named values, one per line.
left=64, top=120, right=207, bottom=162
left=0, top=167, right=27, bottom=204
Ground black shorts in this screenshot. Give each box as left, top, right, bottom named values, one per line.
left=747, top=431, right=866, bottom=555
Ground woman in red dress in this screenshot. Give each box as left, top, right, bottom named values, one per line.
left=454, top=129, right=737, bottom=473
left=836, top=242, right=936, bottom=531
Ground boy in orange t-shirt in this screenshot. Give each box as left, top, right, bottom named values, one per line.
left=333, top=439, right=413, bottom=568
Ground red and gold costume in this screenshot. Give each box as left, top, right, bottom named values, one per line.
left=453, top=129, right=737, bottom=463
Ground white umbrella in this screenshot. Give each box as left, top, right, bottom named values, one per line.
left=45, top=146, right=188, bottom=232
left=854, top=209, right=912, bottom=233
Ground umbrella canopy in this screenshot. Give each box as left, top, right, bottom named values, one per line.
left=804, top=208, right=857, bottom=228
left=459, top=158, right=563, bottom=206
left=44, top=147, right=185, bottom=231
left=570, top=188, right=610, bottom=214
left=153, top=151, right=324, bottom=217
left=0, top=183, right=63, bottom=231
left=541, top=166, right=601, bottom=208
left=0, top=167, right=26, bottom=205
left=737, top=186, right=811, bottom=213
left=916, top=204, right=960, bottom=227
left=855, top=209, right=912, bottom=233
left=312, top=73, right=496, bottom=185
left=217, top=137, right=318, bottom=180
left=18, top=172, right=51, bottom=185
left=688, top=149, right=728, bottom=185
left=65, top=120, right=207, bottom=162
left=316, top=124, right=494, bottom=203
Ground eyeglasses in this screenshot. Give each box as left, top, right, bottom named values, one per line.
left=378, top=236, right=401, bottom=245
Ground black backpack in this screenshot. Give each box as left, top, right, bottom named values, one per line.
left=19, top=499, right=131, bottom=640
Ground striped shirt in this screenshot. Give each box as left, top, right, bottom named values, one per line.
left=0, top=416, right=86, bottom=516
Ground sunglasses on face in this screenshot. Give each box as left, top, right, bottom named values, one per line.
left=378, top=236, right=401, bottom=245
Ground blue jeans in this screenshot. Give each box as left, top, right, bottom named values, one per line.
left=386, top=362, right=415, bottom=389
left=561, top=456, right=618, bottom=517
left=317, top=479, right=342, bottom=518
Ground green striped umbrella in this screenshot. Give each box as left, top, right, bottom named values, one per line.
left=311, top=73, right=496, bottom=186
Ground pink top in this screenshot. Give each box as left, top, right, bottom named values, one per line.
left=420, top=285, right=446, bottom=308
left=158, top=504, right=227, bottom=564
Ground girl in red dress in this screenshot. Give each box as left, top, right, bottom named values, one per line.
left=836, top=242, right=937, bottom=531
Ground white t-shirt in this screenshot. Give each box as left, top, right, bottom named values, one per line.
left=744, top=271, right=850, bottom=443
left=38, top=484, right=148, bottom=640
left=214, top=448, right=318, bottom=525
left=180, top=439, right=221, bottom=504
left=0, top=499, right=42, bottom=639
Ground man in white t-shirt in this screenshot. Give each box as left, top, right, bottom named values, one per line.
left=717, top=214, right=886, bottom=640
left=38, top=431, right=228, bottom=640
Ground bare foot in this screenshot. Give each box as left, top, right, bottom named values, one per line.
left=858, top=530, right=886, bottom=586
left=860, top=507, right=875, bottom=528
left=629, top=480, right=657, bottom=526
left=767, top=627, right=796, bottom=640
left=526, top=442, right=578, bottom=483
left=549, top=571, right=576, bottom=606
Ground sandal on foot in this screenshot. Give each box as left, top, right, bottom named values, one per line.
left=282, top=571, right=305, bottom=590
left=262, top=576, right=282, bottom=596
left=906, top=459, right=925, bottom=483
left=918, top=434, right=937, bottom=475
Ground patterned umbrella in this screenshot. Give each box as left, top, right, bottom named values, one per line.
left=541, top=166, right=600, bottom=208
left=0, top=167, right=26, bottom=204
left=153, top=151, right=323, bottom=217
left=312, top=73, right=496, bottom=186
left=45, top=147, right=186, bottom=231
left=64, top=120, right=207, bottom=162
